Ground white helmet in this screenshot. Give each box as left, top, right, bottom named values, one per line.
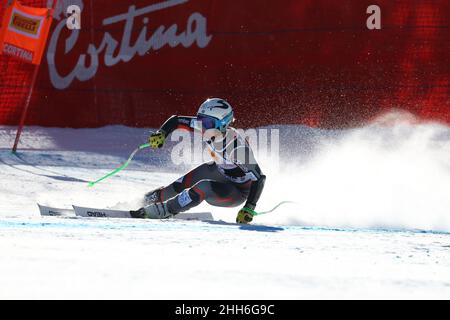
left=197, top=98, right=234, bottom=132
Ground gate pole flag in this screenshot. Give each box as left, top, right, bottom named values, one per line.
left=0, top=0, right=57, bottom=152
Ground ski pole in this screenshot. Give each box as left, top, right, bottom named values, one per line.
left=87, top=143, right=150, bottom=187
left=243, top=201, right=297, bottom=217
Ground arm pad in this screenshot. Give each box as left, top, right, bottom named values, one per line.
left=159, top=115, right=195, bottom=137
left=245, top=174, right=266, bottom=210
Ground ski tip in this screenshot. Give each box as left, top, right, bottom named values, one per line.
left=87, top=182, right=95, bottom=187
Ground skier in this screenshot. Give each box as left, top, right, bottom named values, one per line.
left=130, top=98, right=266, bottom=224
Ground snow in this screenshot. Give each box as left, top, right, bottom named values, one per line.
left=0, top=118, right=450, bottom=299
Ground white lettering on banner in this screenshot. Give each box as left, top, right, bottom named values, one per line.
left=4, top=43, right=33, bottom=62
left=366, top=5, right=381, bottom=30
left=66, top=5, right=81, bottom=30
left=47, top=0, right=212, bottom=89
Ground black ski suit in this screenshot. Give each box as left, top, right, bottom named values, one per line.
left=151, top=115, right=266, bottom=214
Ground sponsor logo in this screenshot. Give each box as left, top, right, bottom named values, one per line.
left=10, top=12, right=41, bottom=35
left=87, top=211, right=107, bottom=217
left=178, top=189, right=193, bottom=207
left=179, top=118, right=191, bottom=125
left=209, top=100, right=230, bottom=110
left=48, top=0, right=213, bottom=89
left=3, top=43, right=33, bottom=62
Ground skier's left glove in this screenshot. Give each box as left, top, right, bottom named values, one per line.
left=236, top=206, right=256, bottom=224
left=149, top=131, right=166, bottom=149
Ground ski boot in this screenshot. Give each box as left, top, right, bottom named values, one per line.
left=130, top=202, right=172, bottom=219
left=143, top=187, right=163, bottom=205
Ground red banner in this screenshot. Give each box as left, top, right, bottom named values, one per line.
left=0, top=0, right=448, bottom=128
left=0, top=0, right=53, bottom=65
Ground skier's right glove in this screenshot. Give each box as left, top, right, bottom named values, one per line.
left=149, top=131, right=166, bottom=149
left=236, top=207, right=255, bottom=224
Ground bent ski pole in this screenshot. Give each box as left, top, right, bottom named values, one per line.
left=244, top=201, right=297, bottom=217
left=88, top=143, right=150, bottom=187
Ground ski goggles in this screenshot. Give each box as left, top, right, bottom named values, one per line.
left=197, top=112, right=234, bottom=131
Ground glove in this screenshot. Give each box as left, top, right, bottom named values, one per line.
left=149, top=131, right=165, bottom=149
left=236, top=207, right=256, bottom=224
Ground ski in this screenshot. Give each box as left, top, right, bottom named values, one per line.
left=72, top=205, right=132, bottom=218
left=37, top=204, right=214, bottom=221
left=38, top=204, right=75, bottom=217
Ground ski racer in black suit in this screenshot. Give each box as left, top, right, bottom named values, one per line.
left=131, top=98, right=266, bottom=224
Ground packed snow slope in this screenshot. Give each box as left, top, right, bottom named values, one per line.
left=0, top=114, right=449, bottom=299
